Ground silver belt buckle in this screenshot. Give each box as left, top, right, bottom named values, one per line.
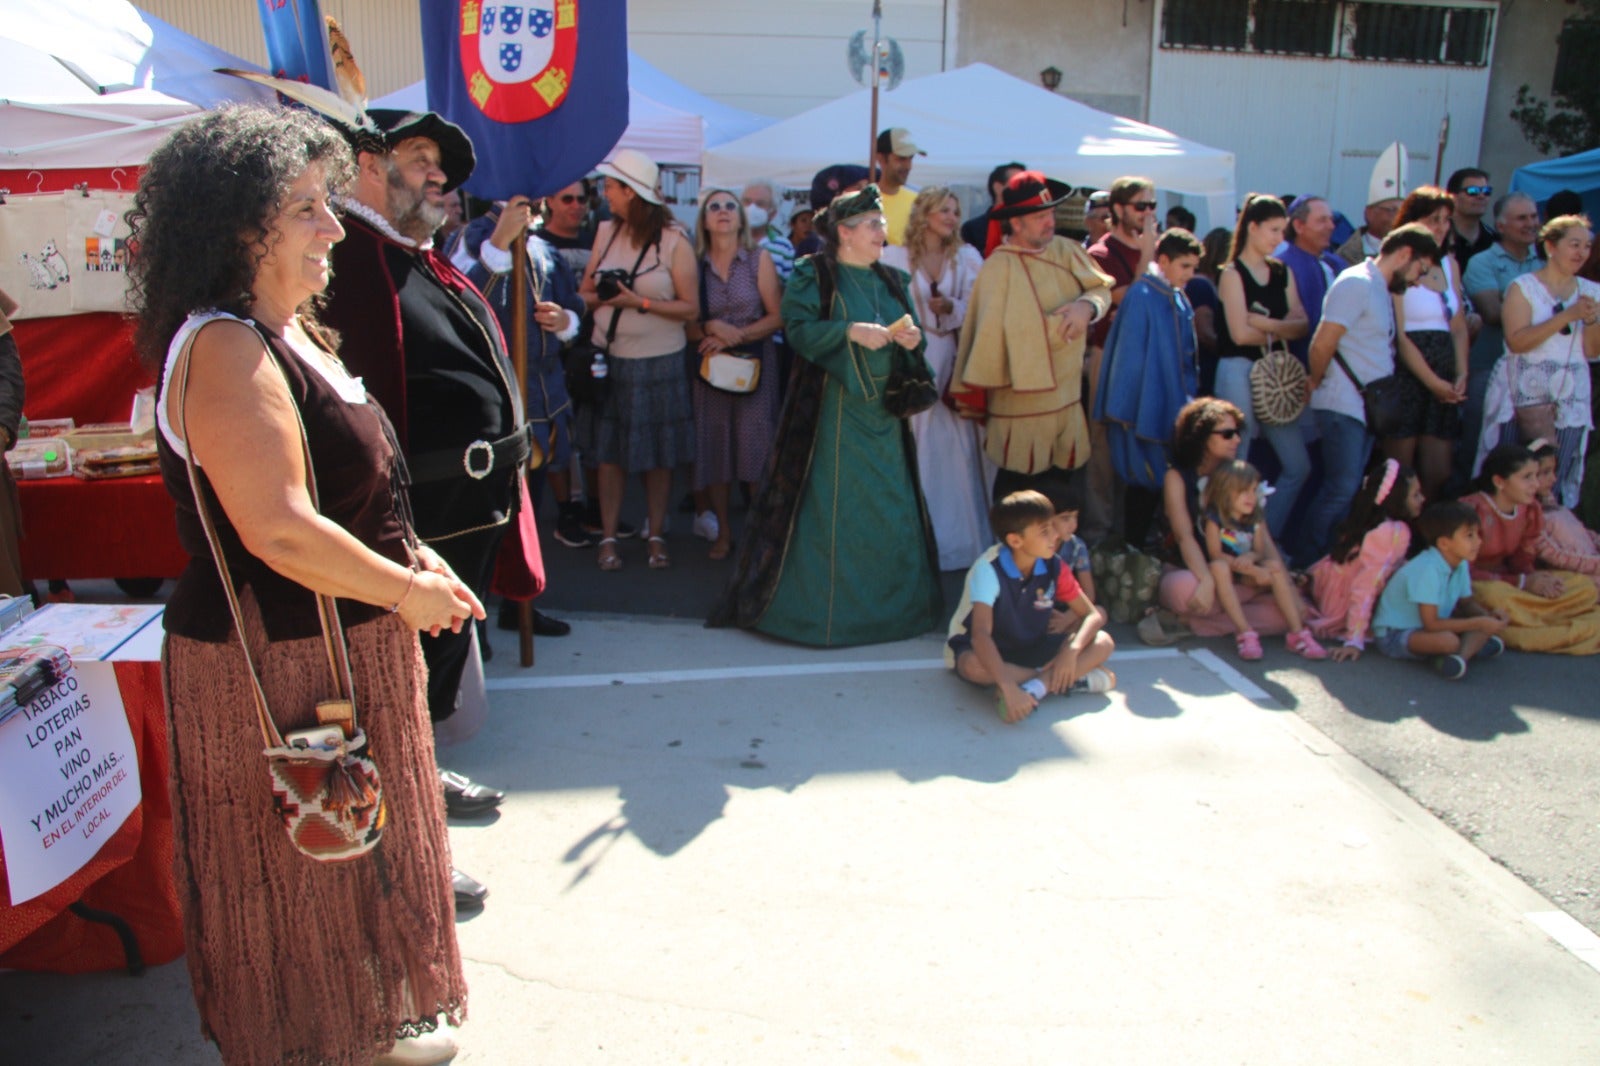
left=462, top=439, right=494, bottom=480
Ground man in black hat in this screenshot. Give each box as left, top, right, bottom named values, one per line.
left=951, top=171, right=1115, bottom=501
left=961, top=160, right=1027, bottom=257
left=322, top=108, right=524, bottom=911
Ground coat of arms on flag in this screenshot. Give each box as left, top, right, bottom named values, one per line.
left=461, top=0, right=577, bottom=122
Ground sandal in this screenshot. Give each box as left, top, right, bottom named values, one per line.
left=1235, top=630, right=1264, bottom=661
left=647, top=535, right=671, bottom=570
left=597, top=537, right=622, bottom=572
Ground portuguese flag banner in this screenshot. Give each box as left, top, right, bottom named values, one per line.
left=419, top=0, right=630, bottom=200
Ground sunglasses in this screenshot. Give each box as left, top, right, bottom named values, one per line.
left=706, top=201, right=740, bottom=212
left=1127, top=200, right=1159, bottom=211
left=1554, top=300, right=1574, bottom=335
left=1462, top=184, right=1493, bottom=197
left=1211, top=427, right=1241, bottom=440
left=553, top=193, right=584, bottom=204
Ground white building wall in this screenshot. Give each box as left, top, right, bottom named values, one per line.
left=627, top=0, right=950, bottom=118
left=1148, top=0, right=1495, bottom=220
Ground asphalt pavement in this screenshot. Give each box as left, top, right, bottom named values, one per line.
left=4, top=498, right=1599, bottom=1063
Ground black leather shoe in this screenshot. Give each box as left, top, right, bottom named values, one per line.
left=441, top=769, right=503, bottom=817
left=532, top=609, right=570, bottom=637
left=495, top=602, right=572, bottom=636
left=452, top=867, right=488, bottom=911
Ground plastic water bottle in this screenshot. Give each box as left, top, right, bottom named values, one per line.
left=591, top=351, right=608, bottom=382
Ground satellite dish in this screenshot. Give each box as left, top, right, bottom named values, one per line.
left=847, top=29, right=904, bottom=91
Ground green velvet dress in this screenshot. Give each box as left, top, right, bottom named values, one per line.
left=743, top=257, right=944, bottom=646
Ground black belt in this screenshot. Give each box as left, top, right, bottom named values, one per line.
left=408, top=426, right=530, bottom=485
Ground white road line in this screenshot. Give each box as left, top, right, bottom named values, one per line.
left=485, top=647, right=1183, bottom=691
left=1526, top=911, right=1600, bottom=975
left=1185, top=647, right=1274, bottom=701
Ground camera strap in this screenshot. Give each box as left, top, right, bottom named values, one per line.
left=595, top=223, right=658, bottom=354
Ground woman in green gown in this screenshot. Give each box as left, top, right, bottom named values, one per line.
left=711, top=185, right=944, bottom=645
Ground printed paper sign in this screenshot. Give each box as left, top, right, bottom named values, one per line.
left=0, top=661, right=140, bottom=905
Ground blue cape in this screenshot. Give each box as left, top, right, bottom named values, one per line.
left=1093, top=273, right=1197, bottom=491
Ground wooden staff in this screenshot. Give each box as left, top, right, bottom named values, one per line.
left=510, top=214, right=535, bottom=667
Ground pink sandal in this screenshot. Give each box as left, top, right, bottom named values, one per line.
left=1286, top=628, right=1329, bottom=660
left=1236, top=630, right=1263, bottom=661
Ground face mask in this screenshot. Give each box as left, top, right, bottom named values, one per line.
left=744, top=204, right=769, bottom=231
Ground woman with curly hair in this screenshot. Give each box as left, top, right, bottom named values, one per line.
left=129, top=105, right=475, bottom=1066
left=1156, top=397, right=1298, bottom=638
left=882, top=186, right=992, bottom=568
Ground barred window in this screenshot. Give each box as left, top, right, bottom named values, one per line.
left=1554, top=19, right=1600, bottom=95
left=1161, top=0, right=1493, bottom=67
left=1254, top=0, right=1340, bottom=57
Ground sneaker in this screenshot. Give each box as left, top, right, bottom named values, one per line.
left=692, top=510, right=720, bottom=542
left=1479, top=635, right=1506, bottom=660
left=1235, top=630, right=1264, bottom=661
left=1433, top=654, right=1468, bottom=680
left=1286, top=628, right=1329, bottom=661
left=1071, top=667, right=1117, bottom=694
left=1019, top=677, right=1048, bottom=701
left=553, top=506, right=596, bottom=548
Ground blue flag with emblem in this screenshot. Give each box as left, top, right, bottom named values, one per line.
left=256, top=0, right=335, bottom=88
left=419, top=0, right=630, bottom=201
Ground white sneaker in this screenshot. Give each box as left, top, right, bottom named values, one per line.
left=692, top=510, right=720, bottom=542
left=374, top=1029, right=458, bottom=1065
left=1071, top=667, right=1117, bottom=694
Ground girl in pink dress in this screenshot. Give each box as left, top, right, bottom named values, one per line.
left=1309, top=459, right=1425, bottom=661
left=1531, top=440, right=1600, bottom=575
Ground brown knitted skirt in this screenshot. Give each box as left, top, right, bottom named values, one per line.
left=162, top=598, right=465, bottom=1066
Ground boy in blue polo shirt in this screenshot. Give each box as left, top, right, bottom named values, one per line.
left=1372, top=500, right=1508, bottom=679
left=946, top=490, right=1117, bottom=722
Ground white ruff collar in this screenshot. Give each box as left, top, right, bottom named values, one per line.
left=334, top=196, right=434, bottom=251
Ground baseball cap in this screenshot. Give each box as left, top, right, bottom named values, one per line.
left=875, top=128, right=926, bottom=158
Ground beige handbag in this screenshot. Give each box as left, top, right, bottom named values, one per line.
left=699, top=350, right=761, bottom=394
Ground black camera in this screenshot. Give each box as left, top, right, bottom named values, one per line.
left=595, top=268, right=631, bottom=301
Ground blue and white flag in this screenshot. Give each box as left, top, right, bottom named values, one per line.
left=256, top=0, right=334, bottom=88
left=420, top=0, right=629, bottom=201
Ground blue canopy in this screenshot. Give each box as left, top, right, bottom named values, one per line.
left=1510, top=148, right=1600, bottom=220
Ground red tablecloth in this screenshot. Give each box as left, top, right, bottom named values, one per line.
left=6, top=313, right=186, bottom=581
left=0, top=661, right=184, bottom=973
left=17, top=475, right=185, bottom=581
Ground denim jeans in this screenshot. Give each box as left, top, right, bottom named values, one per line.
left=1213, top=356, right=1312, bottom=541
left=1307, top=408, right=1372, bottom=559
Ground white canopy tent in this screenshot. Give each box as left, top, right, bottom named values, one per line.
left=702, top=64, right=1236, bottom=227
left=374, top=50, right=775, bottom=167
left=0, top=0, right=271, bottom=169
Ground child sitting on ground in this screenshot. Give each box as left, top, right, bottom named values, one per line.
left=1371, top=500, right=1508, bottom=679
left=1530, top=440, right=1600, bottom=576
left=1307, top=458, right=1424, bottom=662
left=945, top=490, right=1116, bottom=723
left=1040, top=477, right=1096, bottom=610
left=1200, top=460, right=1328, bottom=662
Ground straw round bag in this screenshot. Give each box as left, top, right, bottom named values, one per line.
left=1249, top=336, right=1308, bottom=427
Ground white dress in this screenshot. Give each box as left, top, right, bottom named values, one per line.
left=882, top=243, right=995, bottom=569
